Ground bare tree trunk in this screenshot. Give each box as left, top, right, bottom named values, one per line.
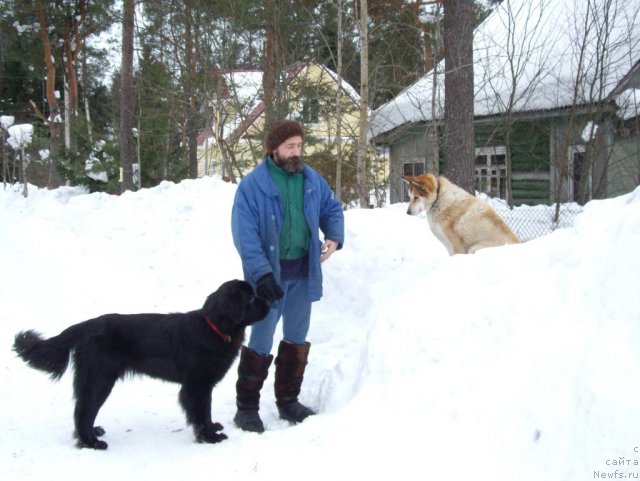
left=212, top=75, right=226, bottom=179
left=335, top=0, right=344, bottom=202
left=20, top=147, right=28, bottom=197
left=409, top=0, right=437, bottom=73
left=1, top=129, right=7, bottom=187
left=64, top=70, right=72, bottom=152
left=35, top=0, right=63, bottom=188
left=120, top=0, right=135, bottom=192
left=137, top=105, right=142, bottom=190
left=61, top=0, right=87, bottom=158
left=443, top=0, right=474, bottom=193
left=82, top=52, right=94, bottom=146
left=356, top=0, right=370, bottom=208
left=183, top=4, right=200, bottom=179
left=430, top=2, right=441, bottom=173
left=263, top=0, right=278, bottom=133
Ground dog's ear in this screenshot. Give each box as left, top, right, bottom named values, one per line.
left=403, top=176, right=429, bottom=196
left=204, top=280, right=268, bottom=327
left=402, top=175, right=425, bottom=192
left=417, top=173, right=437, bottom=194
left=203, top=290, right=225, bottom=316
left=203, top=281, right=247, bottom=322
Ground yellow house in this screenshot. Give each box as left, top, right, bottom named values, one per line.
left=197, top=62, right=362, bottom=181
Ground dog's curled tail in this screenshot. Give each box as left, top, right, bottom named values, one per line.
left=13, top=330, right=73, bottom=380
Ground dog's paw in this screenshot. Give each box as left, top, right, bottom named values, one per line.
left=199, top=432, right=228, bottom=444
left=77, top=438, right=108, bottom=450
left=196, top=423, right=227, bottom=444
left=194, top=422, right=227, bottom=444
left=212, top=422, right=223, bottom=432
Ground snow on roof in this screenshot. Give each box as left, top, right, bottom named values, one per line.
left=222, top=70, right=263, bottom=107
left=320, top=65, right=361, bottom=105
left=371, top=0, right=640, bottom=139
left=199, top=63, right=360, bottom=146
left=216, top=70, right=265, bottom=141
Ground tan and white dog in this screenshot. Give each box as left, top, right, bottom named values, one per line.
left=403, top=173, right=520, bottom=255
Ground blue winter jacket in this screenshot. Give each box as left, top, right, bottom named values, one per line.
left=231, top=158, right=344, bottom=302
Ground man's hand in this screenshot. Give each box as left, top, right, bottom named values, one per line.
left=255, top=273, right=284, bottom=304
left=320, top=239, right=339, bottom=264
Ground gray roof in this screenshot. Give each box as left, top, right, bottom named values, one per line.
left=371, top=0, right=640, bottom=138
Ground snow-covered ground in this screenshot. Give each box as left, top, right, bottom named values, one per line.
left=2, top=177, right=639, bottom=480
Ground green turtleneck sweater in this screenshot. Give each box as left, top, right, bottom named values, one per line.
left=267, top=157, right=311, bottom=260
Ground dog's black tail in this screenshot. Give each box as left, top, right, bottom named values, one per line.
left=13, top=327, right=81, bottom=380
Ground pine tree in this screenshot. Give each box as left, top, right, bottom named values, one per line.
left=443, top=0, right=475, bottom=192
left=120, top=0, right=135, bottom=192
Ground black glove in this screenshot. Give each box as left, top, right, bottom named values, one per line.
left=255, top=273, right=284, bottom=304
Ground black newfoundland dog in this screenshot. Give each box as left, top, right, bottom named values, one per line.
left=13, top=279, right=269, bottom=450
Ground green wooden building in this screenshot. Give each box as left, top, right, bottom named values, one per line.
left=370, top=0, right=638, bottom=207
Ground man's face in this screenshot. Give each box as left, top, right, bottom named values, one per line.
left=273, top=135, right=303, bottom=173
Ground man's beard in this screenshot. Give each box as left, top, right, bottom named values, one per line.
left=273, top=152, right=303, bottom=173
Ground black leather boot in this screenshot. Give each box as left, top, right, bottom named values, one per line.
left=274, top=341, right=315, bottom=424
left=233, top=346, right=273, bottom=433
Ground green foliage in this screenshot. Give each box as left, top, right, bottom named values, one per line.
left=369, top=4, right=426, bottom=108
left=314, top=1, right=360, bottom=93
left=85, top=141, right=121, bottom=193
left=0, top=3, right=46, bottom=121
left=304, top=139, right=360, bottom=206
left=134, top=47, right=188, bottom=186
left=0, top=0, right=501, bottom=193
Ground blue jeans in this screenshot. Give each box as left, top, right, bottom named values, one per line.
left=248, top=277, right=312, bottom=356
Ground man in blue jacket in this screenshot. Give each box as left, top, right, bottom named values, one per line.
left=231, top=119, right=344, bottom=433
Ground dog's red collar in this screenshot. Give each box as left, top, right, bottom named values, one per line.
left=204, top=316, right=231, bottom=343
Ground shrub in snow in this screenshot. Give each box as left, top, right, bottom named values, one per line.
left=7, top=124, right=34, bottom=150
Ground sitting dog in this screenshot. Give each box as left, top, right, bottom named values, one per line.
left=13, top=280, right=269, bottom=450
left=403, top=173, right=520, bottom=255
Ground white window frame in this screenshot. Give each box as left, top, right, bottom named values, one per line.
left=401, top=160, right=425, bottom=202
left=474, top=145, right=508, bottom=199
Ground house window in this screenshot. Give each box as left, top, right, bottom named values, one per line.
left=474, top=146, right=507, bottom=199
left=402, top=161, right=425, bottom=201
left=568, top=144, right=590, bottom=203
left=302, top=98, right=320, bottom=124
